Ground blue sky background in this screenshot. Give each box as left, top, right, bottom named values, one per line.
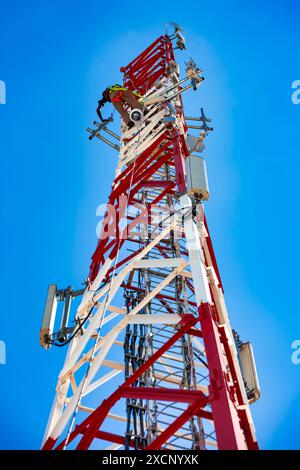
left=0, top=0, right=300, bottom=450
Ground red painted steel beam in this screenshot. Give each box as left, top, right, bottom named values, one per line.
left=120, top=386, right=207, bottom=403
left=140, top=180, right=174, bottom=188
left=171, top=129, right=188, bottom=194
left=187, top=328, right=203, bottom=338
left=195, top=409, right=214, bottom=421
left=122, top=36, right=174, bottom=94
left=93, top=430, right=139, bottom=449
left=121, top=36, right=164, bottom=73
left=198, top=302, right=248, bottom=450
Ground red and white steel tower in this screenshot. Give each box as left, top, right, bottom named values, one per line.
left=40, top=26, right=260, bottom=451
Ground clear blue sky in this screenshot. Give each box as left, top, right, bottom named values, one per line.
left=0, top=0, right=299, bottom=450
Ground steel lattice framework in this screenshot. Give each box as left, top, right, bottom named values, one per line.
left=42, top=31, right=259, bottom=451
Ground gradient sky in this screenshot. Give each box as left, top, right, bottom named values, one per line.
left=0, top=0, right=300, bottom=450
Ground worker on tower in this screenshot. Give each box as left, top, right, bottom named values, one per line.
left=96, top=84, right=146, bottom=130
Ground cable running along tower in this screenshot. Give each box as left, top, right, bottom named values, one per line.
left=40, top=26, right=261, bottom=450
